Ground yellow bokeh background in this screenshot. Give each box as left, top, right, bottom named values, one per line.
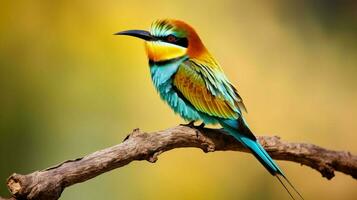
left=1, top=0, right=356, bottom=199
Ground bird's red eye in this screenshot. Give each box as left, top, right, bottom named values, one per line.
left=167, top=35, right=177, bottom=42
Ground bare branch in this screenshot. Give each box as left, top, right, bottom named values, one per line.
left=2, top=126, right=357, bottom=200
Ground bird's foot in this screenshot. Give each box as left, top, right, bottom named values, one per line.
left=180, top=121, right=205, bottom=129
left=198, top=122, right=205, bottom=129
left=180, top=120, right=196, bottom=128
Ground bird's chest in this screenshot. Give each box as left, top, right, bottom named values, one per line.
left=149, top=62, right=179, bottom=89
left=149, top=62, right=200, bottom=121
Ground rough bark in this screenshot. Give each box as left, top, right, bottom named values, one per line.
left=2, top=125, right=357, bottom=200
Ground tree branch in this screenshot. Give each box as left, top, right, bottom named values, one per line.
left=2, top=125, right=357, bottom=200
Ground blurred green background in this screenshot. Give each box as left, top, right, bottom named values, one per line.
left=1, top=0, right=357, bottom=199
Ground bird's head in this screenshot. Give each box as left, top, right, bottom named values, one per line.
left=115, top=19, right=208, bottom=62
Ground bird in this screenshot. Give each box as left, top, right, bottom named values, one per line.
left=115, top=19, right=303, bottom=199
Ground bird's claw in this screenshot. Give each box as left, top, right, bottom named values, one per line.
left=180, top=121, right=205, bottom=129
left=198, top=122, right=205, bottom=129
left=180, top=120, right=196, bottom=128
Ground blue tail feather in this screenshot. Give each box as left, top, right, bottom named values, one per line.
left=220, top=121, right=281, bottom=175
left=220, top=119, right=304, bottom=200
left=239, top=135, right=282, bottom=175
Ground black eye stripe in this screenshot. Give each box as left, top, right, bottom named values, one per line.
left=174, top=38, right=188, bottom=48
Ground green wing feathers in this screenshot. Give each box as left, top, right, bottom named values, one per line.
left=173, top=59, right=246, bottom=119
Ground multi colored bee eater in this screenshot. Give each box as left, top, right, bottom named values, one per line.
left=115, top=19, right=303, bottom=199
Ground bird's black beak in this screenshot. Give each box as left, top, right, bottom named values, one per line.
left=114, top=30, right=155, bottom=41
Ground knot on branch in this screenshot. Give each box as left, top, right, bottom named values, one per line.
left=195, top=129, right=216, bottom=153
left=146, top=150, right=163, bottom=163
left=318, top=162, right=335, bottom=180
left=123, top=128, right=144, bottom=142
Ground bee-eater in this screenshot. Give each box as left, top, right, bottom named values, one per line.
left=115, top=19, right=303, bottom=199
